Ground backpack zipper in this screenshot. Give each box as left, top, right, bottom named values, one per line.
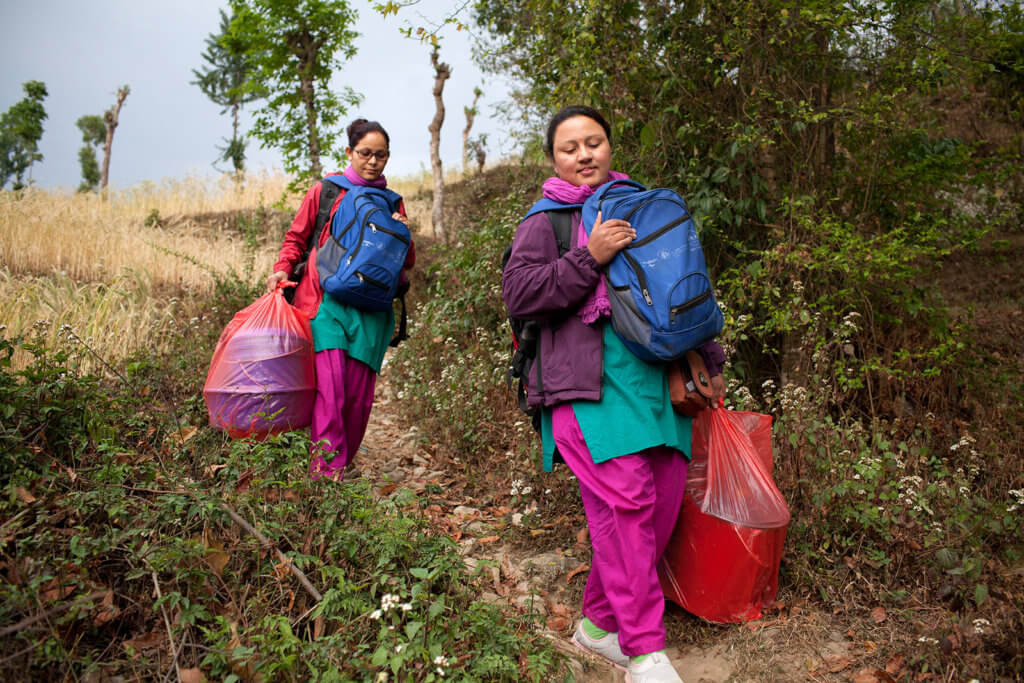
left=670, top=290, right=711, bottom=322
left=346, top=206, right=409, bottom=265
left=621, top=251, right=654, bottom=305
left=355, top=270, right=388, bottom=290
left=627, top=213, right=688, bottom=249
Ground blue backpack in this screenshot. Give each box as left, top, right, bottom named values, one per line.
left=581, top=179, right=723, bottom=362
left=316, top=175, right=411, bottom=313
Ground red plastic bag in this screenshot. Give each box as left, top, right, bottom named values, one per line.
left=203, top=284, right=316, bottom=439
left=658, top=406, right=790, bottom=623
left=686, top=407, right=789, bottom=528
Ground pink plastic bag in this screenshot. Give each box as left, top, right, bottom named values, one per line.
left=203, top=284, right=315, bottom=439
left=658, top=406, right=790, bottom=623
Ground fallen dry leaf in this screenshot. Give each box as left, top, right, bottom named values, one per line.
left=314, top=615, right=324, bottom=639
left=204, top=534, right=231, bottom=578
left=92, top=589, right=119, bottom=626
left=549, top=602, right=571, bottom=618
left=851, top=668, right=880, bottom=683
left=885, top=654, right=906, bottom=676
left=576, top=527, right=589, bottom=547
left=824, top=654, right=853, bottom=673
left=566, top=563, right=590, bottom=584
left=178, top=668, right=207, bottom=683
left=234, top=469, right=254, bottom=493
left=546, top=614, right=571, bottom=632
left=40, top=581, right=76, bottom=602
left=15, top=487, right=36, bottom=504
left=123, top=631, right=166, bottom=656
left=871, top=606, right=887, bottom=623
left=476, top=535, right=499, bottom=543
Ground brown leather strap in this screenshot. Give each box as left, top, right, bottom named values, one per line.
left=684, top=350, right=714, bottom=399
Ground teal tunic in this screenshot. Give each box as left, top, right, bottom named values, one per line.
left=310, top=294, right=394, bottom=373
left=542, top=323, right=692, bottom=472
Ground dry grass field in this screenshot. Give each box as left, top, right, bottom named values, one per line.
left=0, top=167, right=452, bottom=371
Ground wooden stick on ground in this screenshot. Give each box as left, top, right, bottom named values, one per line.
left=0, top=590, right=108, bottom=638
left=220, top=503, right=324, bottom=602
left=152, top=572, right=183, bottom=683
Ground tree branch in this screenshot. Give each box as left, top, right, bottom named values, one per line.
left=220, top=503, right=324, bottom=602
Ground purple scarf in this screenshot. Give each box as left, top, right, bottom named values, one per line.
left=342, top=164, right=388, bottom=188
left=541, top=171, right=629, bottom=324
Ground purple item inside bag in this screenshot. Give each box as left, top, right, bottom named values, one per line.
left=204, top=326, right=315, bottom=439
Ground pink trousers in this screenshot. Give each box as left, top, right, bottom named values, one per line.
left=552, top=403, right=688, bottom=656
left=308, top=348, right=377, bottom=480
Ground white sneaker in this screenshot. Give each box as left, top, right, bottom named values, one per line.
left=626, top=651, right=683, bottom=683
left=571, top=621, right=629, bottom=669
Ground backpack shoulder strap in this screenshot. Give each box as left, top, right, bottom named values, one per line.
left=322, top=174, right=354, bottom=191
left=547, top=210, right=574, bottom=257
left=313, top=179, right=344, bottom=245
left=524, top=197, right=581, bottom=221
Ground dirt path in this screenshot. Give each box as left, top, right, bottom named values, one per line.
left=344, top=359, right=891, bottom=682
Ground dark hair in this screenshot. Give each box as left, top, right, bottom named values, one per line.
left=347, top=118, right=390, bottom=148
left=544, top=105, right=611, bottom=157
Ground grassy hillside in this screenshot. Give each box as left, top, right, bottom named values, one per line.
left=1, top=162, right=1021, bottom=680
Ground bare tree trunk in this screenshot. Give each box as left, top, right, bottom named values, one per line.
left=462, top=87, right=481, bottom=176
left=429, top=48, right=451, bottom=243
left=101, top=86, right=130, bottom=191
left=302, top=75, right=321, bottom=178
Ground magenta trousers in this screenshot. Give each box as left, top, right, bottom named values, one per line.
left=308, top=348, right=377, bottom=480
left=552, top=403, right=688, bottom=657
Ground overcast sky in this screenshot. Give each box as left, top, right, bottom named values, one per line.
left=0, top=0, right=515, bottom=191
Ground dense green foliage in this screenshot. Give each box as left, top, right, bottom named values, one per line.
left=0, top=266, right=568, bottom=680
left=75, top=114, right=105, bottom=193
left=226, top=0, right=362, bottom=185
left=0, top=80, right=48, bottom=190
left=192, top=8, right=264, bottom=176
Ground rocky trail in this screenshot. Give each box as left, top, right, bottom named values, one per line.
left=348, top=360, right=895, bottom=683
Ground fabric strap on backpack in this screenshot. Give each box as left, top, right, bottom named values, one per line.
left=389, top=286, right=409, bottom=348
left=285, top=179, right=343, bottom=304
left=510, top=207, right=576, bottom=412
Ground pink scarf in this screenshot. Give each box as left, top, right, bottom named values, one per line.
left=541, top=171, right=629, bottom=324
left=343, top=164, right=388, bottom=188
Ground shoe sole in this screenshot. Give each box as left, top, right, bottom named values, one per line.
left=570, top=633, right=628, bottom=672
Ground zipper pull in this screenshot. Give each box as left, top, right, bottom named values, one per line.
left=643, top=288, right=653, bottom=305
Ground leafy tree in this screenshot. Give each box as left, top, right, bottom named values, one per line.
left=0, top=80, right=48, bottom=190
left=76, top=114, right=105, bottom=192
left=226, top=0, right=362, bottom=184
left=192, top=8, right=263, bottom=176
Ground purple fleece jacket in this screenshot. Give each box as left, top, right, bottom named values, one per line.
left=502, top=210, right=726, bottom=409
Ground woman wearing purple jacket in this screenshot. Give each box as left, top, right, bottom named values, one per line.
left=502, top=105, right=725, bottom=683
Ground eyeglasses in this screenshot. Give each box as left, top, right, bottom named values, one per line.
left=353, top=148, right=390, bottom=161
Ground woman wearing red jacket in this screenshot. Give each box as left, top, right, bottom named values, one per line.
left=267, top=118, right=415, bottom=480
